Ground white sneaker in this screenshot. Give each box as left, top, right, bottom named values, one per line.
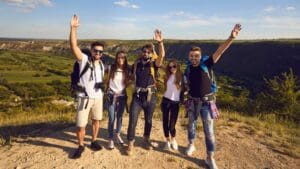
left=171, top=139, right=178, bottom=150
left=186, top=144, right=196, bottom=156
left=163, top=141, right=171, bottom=150
left=116, top=134, right=124, bottom=144
left=205, top=158, right=218, bottom=169
left=108, top=140, right=114, bottom=150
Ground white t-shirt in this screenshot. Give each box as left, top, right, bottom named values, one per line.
left=109, top=68, right=125, bottom=94
left=163, top=74, right=181, bottom=102
left=78, top=53, right=104, bottom=98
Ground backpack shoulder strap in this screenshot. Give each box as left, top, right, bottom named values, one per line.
left=150, top=60, right=157, bottom=85
left=99, top=60, right=105, bottom=79
left=79, top=61, right=91, bottom=78
left=200, top=55, right=212, bottom=80
left=133, top=59, right=139, bottom=87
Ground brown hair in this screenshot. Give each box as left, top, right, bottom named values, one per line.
left=109, top=50, right=130, bottom=86
left=190, top=46, right=202, bottom=53
left=164, top=59, right=183, bottom=90
left=141, top=44, right=154, bottom=53
left=90, top=41, right=104, bottom=49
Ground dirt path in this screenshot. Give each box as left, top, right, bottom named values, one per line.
left=0, top=116, right=299, bottom=169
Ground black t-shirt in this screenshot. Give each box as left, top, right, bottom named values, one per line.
left=134, top=59, right=158, bottom=88
left=188, top=57, right=214, bottom=98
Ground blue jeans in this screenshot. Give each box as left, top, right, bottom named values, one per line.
left=187, top=101, right=215, bottom=152
left=107, top=95, right=127, bottom=139
left=127, top=93, right=157, bottom=141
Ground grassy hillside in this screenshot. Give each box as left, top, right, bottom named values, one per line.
left=0, top=46, right=299, bottom=158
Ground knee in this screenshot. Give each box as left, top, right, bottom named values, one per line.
left=92, top=120, right=99, bottom=125
left=77, top=127, right=85, bottom=133
left=203, top=121, right=215, bottom=140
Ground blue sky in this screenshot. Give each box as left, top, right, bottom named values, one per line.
left=0, top=0, right=299, bottom=39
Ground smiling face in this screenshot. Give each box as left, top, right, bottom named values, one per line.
left=168, top=62, right=177, bottom=74
left=91, top=45, right=104, bottom=60
left=117, top=52, right=126, bottom=66
left=189, top=47, right=202, bottom=66
left=141, top=44, right=153, bottom=61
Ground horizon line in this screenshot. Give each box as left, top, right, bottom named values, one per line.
left=0, top=37, right=300, bottom=41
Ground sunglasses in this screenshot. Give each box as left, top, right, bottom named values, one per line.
left=117, top=56, right=126, bottom=59
left=190, top=54, right=201, bottom=58
left=93, top=49, right=104, bottom=54
left=169, top=65, right=177, bottom=69
left=143, top=50, right=151, bottom=54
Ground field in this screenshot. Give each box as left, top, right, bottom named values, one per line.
left=0, top=50, right=72, bottom=83
left=0, top=41, right=299, bottom=163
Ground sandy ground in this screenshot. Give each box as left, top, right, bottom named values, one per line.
left=0, top=116, right=299, bottom=169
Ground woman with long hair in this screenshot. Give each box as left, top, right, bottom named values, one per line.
left=106, top=50, right=130, bottom=149
left=161, top=59, right=183, bottom=150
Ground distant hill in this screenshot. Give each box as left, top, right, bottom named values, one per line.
left=162, top=40, right=300, bottom=86
left=1, top=38, right=299, bottom=90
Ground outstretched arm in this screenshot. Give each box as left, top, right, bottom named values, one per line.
left=212, top=24, right=242, bottom=63
left=69, top=15, right=83, bottom=61
left=154, top=29, right=165, bottom=67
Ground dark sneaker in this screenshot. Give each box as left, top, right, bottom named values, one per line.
left=90, top=141, right=103, bottom=151
left=72, top=145, right=85, bottom=159
left=126, top=141, right=134, bottom=156
left=144, top=137, right=153, bottom=150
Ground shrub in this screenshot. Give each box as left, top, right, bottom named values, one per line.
left=255, top=69, right=300, bottom=121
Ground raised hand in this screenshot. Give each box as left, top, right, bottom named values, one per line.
left=70, top=14, right=82, bottom=61
left=154, top=29, right=163, bottom=43
left=70, top=15, right=80, bottom=28
left=230, top=23, right=242, bottom=38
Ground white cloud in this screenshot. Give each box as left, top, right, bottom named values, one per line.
left=165, top=13, right=242, bottom=28
left=286, top=6, right=295, bottom=11
left=113, top=0, right=139, bottom=9
left=1, top=0, right=53, bottom=12
left=264, top=6, right=276, bottom=12
left=261, top=16, right=300, bottom=29
left=163, top=11, right=195, bottom=19
left=171, top=11, right=185, bottom=16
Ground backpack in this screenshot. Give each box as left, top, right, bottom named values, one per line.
left=184, top=55, right=217, bottom=93
left=70, top=50, right=104, bottom=92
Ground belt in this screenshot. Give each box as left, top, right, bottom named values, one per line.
left=135, top=85, right=156, bottom=93
left=188, top=93, right=215, bottom=102
left=135, top=85, right=156, bottom=102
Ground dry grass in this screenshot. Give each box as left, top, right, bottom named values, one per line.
left=219, top=110, right=300, bottom=158
left=179, top=109, right=300, bottom=158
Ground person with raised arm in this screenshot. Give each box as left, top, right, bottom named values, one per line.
left=70, top=15, right=105, bottom=159
left=126, top=29, right=165, bottom=155
left=183, top=24, right=242, bottom=169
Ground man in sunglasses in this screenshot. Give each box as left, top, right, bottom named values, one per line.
left=184, top=24, right=242, bottom=169
left=126, top=29, right=165, bottom=155
left=69, top=15, right=105, bottom=159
